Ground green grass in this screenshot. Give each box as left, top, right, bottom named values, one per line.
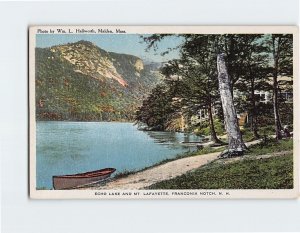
left=245, top=138, right=293, bottom=156
left=241, top=128, right=257, bottom=142
left=241, top=125, right=286, bottom=142
left=147, top=138, right=293, bottom=190
left=148, top=154, right=293, bottom=189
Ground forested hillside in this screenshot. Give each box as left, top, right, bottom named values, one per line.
left=35, top=40, right=162, bottom=121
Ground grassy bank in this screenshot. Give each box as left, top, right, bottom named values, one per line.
left=148, top=139, right=293, bottom=189
left=245, top=138, right=293, bottom=156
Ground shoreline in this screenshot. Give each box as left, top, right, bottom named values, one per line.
left=81, top=151, right=221, bottom=190
left=81, top=139, right=269, bottom=190
left=36, top=120, right=135, bottom=123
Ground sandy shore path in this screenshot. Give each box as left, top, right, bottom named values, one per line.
left=86, top=151, right=220, bottom=190
left=84, top=139, right=264, bottom=190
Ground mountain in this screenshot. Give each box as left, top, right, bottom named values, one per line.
left=35, top=40, right=163, bottom=121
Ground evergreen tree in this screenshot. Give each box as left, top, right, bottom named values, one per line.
left=135, top=84, right=176, bottom=131
left=234, top=35, right=271, bottom=139
left=160, top=35, right=222, bottom=143
left=266, top=34, right=293, bottom=139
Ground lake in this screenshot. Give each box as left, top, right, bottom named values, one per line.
left=36, top=121, right=202, bottom=189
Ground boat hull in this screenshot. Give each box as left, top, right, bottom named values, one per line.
left=53, top=168, right=116, bottom=190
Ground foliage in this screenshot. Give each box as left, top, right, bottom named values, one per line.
left=266, top=34, right=293, bottom=139
left=139, top=33, right=293, bottom=143
left=240, top=128, right=255, bottom=142
left=233, top=35, right=271, bottom=138
left=279, top=102, right=293, bottom=126
left=35, top=43, right=161, bottom=121
left=138, top=35, right=225, bottom=142
left=194, top=118, right=225, bottom=136
left=135, top=84, right=177, bottom=130
left=267, top=34, right=293, bottom=77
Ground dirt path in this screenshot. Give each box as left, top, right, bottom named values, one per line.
left=84, top=139, right=278, bottom=190
left=213, top=150, right=292, bottom=166
left=85, top=151, right=220, bottom=190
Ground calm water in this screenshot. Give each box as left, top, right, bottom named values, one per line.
left=36, top=121, right=202, bottom=189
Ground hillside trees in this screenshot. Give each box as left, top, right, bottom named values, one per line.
left=162, top=35, right=222, bottom=143
left=35, top=44, right=161, bottom=122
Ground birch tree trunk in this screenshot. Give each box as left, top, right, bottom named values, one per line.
left=217, top=54, right=246, bottom=156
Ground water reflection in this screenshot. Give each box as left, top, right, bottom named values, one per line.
left=143, top=130, right=203, bottom=149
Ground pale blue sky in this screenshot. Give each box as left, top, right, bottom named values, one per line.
left=36, top=34, right=183, bottom=63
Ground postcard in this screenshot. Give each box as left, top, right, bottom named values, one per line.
left=29, top=26, right=299, bottom=199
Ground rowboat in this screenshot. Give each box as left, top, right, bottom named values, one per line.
left=53, top=168, right=116, bottom=190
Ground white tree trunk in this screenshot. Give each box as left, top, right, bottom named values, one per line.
left=217, top=54, right=246, bottom=155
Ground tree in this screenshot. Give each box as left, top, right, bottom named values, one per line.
left=234, top=35, right=271, bottom=139
left=160, top=35, right=223, bottom=143
left=161, top=58, right=222, bottom=143
left=141, top=33, right=293, bottom=149
left=135, top=84, right=176, bottom=131
left=217, top=54, right=246, bottom=156
left=142, top=34, right=249, bottom=147
left=267, top=34, right=293, bottom=140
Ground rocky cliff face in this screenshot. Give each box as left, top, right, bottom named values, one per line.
left=35, top=40, right=162, bottom=121
left=50, top=41, right=128, bottom=87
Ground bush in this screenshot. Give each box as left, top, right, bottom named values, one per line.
left=240, top=127, right=255, bottom=142
left=194, top=118, right=225, bottom=136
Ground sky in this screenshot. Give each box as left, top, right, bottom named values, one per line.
left=36, top=34, right=184, bottom=63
